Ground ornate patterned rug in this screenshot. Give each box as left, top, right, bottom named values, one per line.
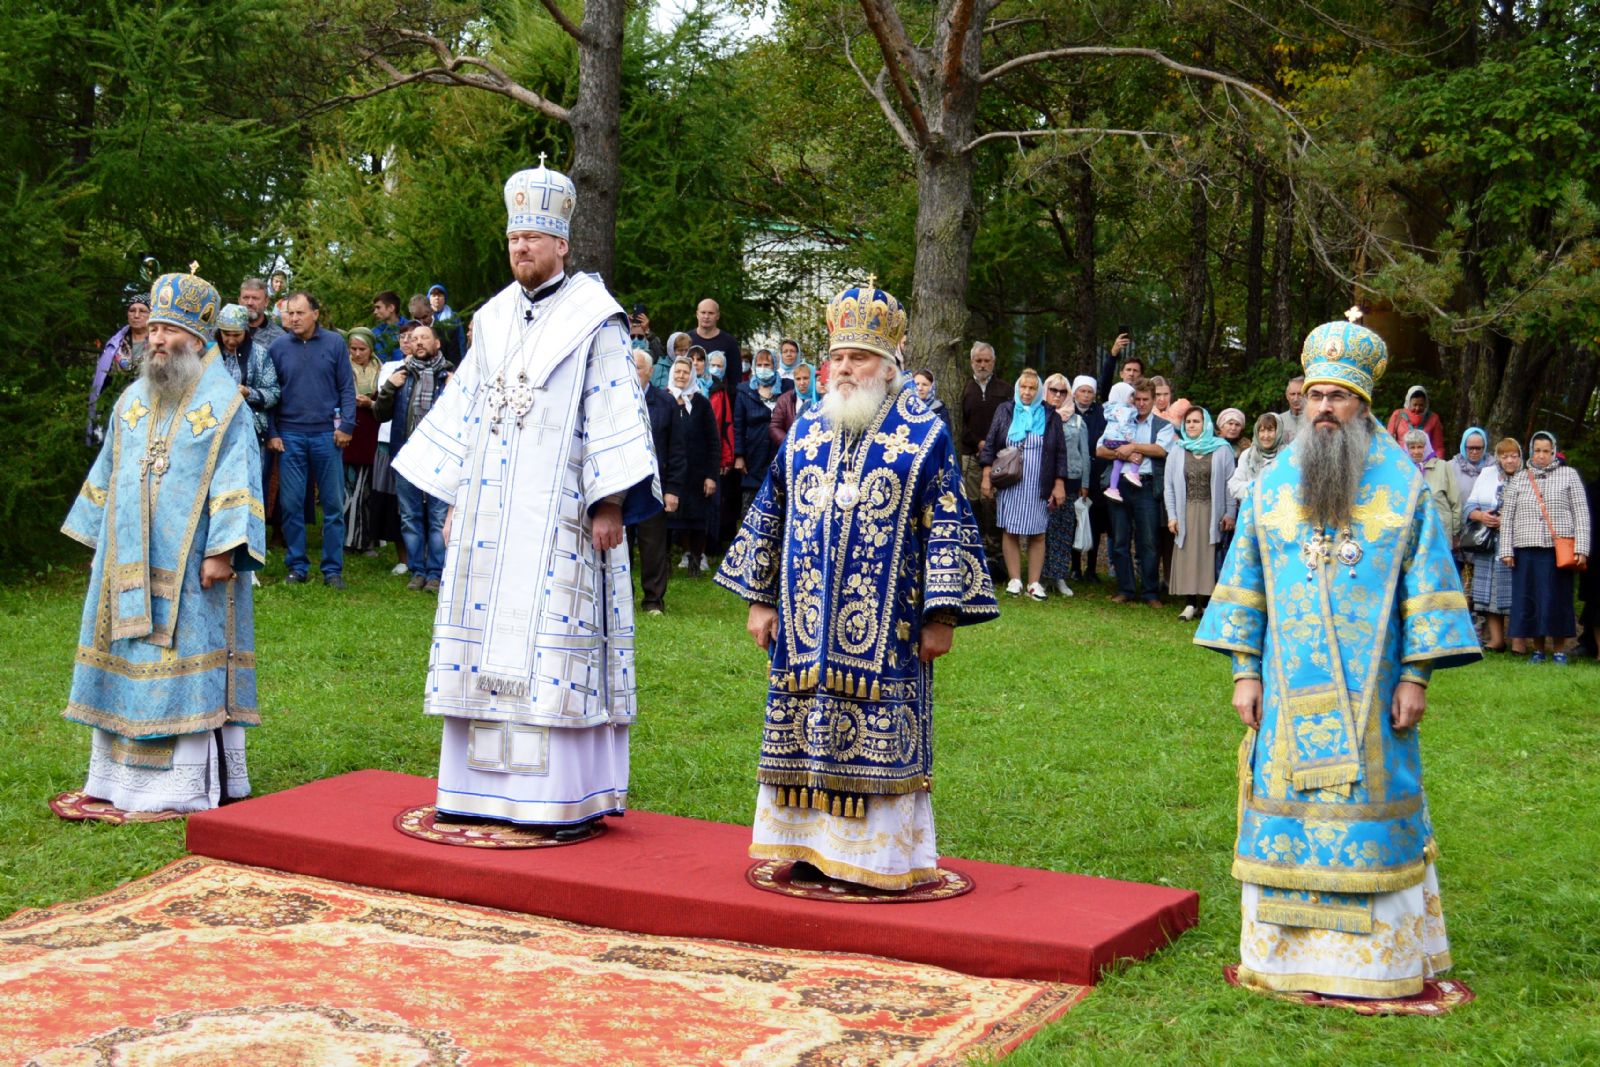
left=1223, top=965, right=1476, bottom=1016
left=49, top=790, right=185, bottom=824
left=393, top=804, right=605, bottom=849
left=747, top=860, right=976, bottom=903
left=0, top=858, right=1085, bottom=1065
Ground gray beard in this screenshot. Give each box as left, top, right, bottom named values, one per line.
left=820, top=376, right=889, bottom=434
left=1296, top=412, right=1372, bottom=528
left=142, top=336, right=204, bottom=405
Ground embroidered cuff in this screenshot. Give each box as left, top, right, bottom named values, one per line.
left=1231, top=651, right=1262, bottom=681
left=925, top=609, right=959, bottom=628
left=1399, top=663, right=1433, bottom=688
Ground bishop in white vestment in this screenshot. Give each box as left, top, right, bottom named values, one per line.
left=392, top=162, right=660, bottom=829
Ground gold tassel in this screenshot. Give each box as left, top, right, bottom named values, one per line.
left=809, top=664, right=819, bottom=688
left=847, top=798, right=858, bottom=818
left=813, top=790, right=825, bottom=811
left=826, top=668, right=836, bottom=691
left=798, top=787, right=809, bottom=809
left=870, top=679, right=881, bottom=701
left=831, top=796, right=842, bottom=817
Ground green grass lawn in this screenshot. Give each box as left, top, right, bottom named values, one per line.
left=3, top=543, right=1599, bottom=1064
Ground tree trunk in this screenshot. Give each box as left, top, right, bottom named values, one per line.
left=1072, top=156, right=1098, bottom=377
left=1174, top=178, right=1208, bottom=382
left=913, top=144, right=978, bottom=412
left=567, top=0, right=625, bottom=282
left=1266, top=178, right=1294, bottom=361
left=1243, top=164, right=1266, bottom=367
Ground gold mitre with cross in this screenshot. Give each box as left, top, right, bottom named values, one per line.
left=826, top=278, right=908, bottom=363
left=1300, top=306, right=1389, bottom=403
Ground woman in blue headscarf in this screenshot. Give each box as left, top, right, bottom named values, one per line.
left=1163, top=406, right=1237, bottom=620
left=980, top=368, right=1068, bottom=600
left=768, top=362, right=819, bottom=446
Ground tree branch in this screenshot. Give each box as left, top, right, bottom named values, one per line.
left=985, top=16, right=1045, bottom=34
left=940, top=0, right=979, bottom=104
left=536, top=0, right=586, bottom=43
left=978, top=45, right=1310, bottom=142
left=858, top=0, right=931, bottom=145
left=964, top=126, right=1171, bottom=153
left=842, top=28, right=917, bottom=153
left=345, top=30, right=571, bottom=123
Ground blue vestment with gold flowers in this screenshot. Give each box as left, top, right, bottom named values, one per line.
left=1195, top=420, right=1479, bottom=920
left=61, top=348, right=265, bottom=770
left=715, top=386, right=998, bottom=810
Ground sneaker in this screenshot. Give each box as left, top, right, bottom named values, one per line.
left=424, top=578, right=440, bottom=593
left=644, top=606, right=664, bottom=616
left=323, top=575, right=347, bottom=590
left=1104, top=486, right=1123, bottom=502
left=1110, top=593, right=1131, bottom=604
left=1005, top=578, right=1023, bottom=596
left=283, top=572, right=309, bottom=585
left=250, top=573, right=261, bottom=588
left=1054, top=580, right=1073, bottom=597
left=1552, top=652, right=1569, bottom=665
left=1124, top=471, right=1143, bottom=488
left=1027, top=582, right=1047, bottom=601
left=390, top=563, right=409, bottom=576
left=678, top=553, right=690, bottom=569
left=1178, top=605, right=1197, bottom=621
left=1529, top=652, right=1546, bottom=664
left=407, top=574, right=427, bottom=591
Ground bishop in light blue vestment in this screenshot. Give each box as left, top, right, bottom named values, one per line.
left=1196, top=314, right=1480, bottom=998
left=61, top=269, right=265, bottom=814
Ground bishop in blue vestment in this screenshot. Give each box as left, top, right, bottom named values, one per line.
left=1196, top=311, right=1480, bottom=998
left=716, top=285, right=997, bottom=889
left=61, top=268, right=265, bottom=814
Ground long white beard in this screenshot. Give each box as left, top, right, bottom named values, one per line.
left=820, top=375, right=889, bottom=434
left=142, top=336, right=204, bottom=405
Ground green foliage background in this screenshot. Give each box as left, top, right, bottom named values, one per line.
left=4, top=0, right=1599, bottom=572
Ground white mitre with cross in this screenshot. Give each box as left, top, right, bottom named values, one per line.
left=504, top=153, right=576, bottom=240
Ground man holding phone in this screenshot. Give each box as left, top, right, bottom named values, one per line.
left=629, top=303, right=667, bottom=384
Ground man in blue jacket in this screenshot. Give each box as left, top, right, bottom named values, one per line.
left=266, top=291, right=356, bottom=588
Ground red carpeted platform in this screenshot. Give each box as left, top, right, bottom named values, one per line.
left=187, top=770, right=1197, bottom=984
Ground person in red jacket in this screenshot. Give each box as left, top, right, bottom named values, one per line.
left=1386, top=385, right=1445, bottom=459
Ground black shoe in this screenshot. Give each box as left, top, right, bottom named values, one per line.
left=323, top=575, right=347, bottom=590
left=553, top=817, right=602, bottom=842
left=283, top=572, right=309, bottom=585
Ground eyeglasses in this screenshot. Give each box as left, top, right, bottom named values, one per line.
left=1304, top=388, right=1357, bottom=406
left=1465, top=444, right=1485, bottom=452
left=1045, top=387, right=1067, bottom=395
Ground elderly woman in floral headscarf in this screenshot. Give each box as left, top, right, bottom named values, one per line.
left=1452, top=426, right=1490, bottom=502
left=341, top=326, right=383, bottom=553
left=1500, top=431, right=1592, bottom=663
left=1405, top=427, right=1463, bottom=547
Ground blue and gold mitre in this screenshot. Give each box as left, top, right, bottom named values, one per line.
left=504, top=154, right=576, bottom=240
left=147, top=264, right=220, bottom=342
left=1300, top=307, right=1389, bottom=403
left=826, top=281, right=908, bottom=362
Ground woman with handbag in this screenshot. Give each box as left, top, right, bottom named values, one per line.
left=1463, top=438, right=1523, bottom=652
left=980, top=369, right=1067, bottom=600
left=1499, top=431, right=1592, bottom=663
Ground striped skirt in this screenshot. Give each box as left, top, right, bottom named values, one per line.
left=1468, top=551, right=1512, bottom=615
left=995, top=433, right=1049, bottom=536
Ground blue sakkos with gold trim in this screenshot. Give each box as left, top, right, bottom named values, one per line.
left=715, top=385, right=998, bottom=805
left=61, top=347, right=266, bottom=769
left=1195, top=420, right=1479, bottom=911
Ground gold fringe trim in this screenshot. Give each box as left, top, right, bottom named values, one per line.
left=756, top=769, right=929, bottom=797
left=772, top=786, right=869, bottom=820
left=1255, top=900, right=1374, bottom=934
left=1290, top=762, right=1361, bottom=793
left=749, top=843, right=939, bottom=892
left=1234, top=962, right=1449, bottom=1000
left=1232, top=855, right=1427, bottom=895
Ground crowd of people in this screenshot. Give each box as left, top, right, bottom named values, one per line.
left=87, top=275, right=1598, bottom=658
left=956, top=335, right=1596, bottom=658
